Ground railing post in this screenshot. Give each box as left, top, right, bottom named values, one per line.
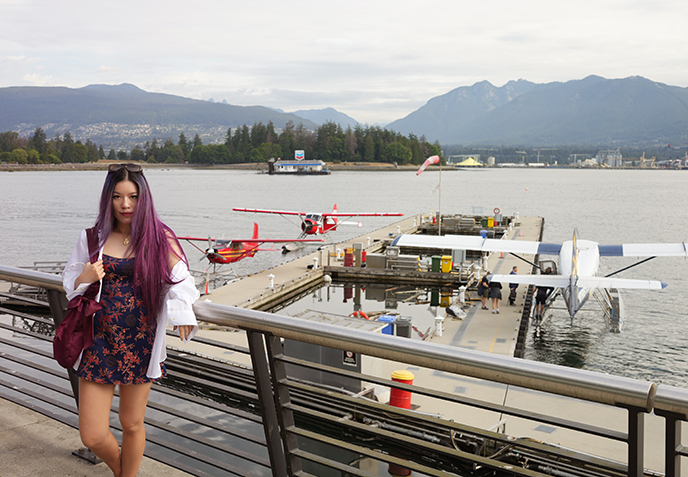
left=627, top=406, right=645, bottom=477
left=46, top=289, right=80, bottom=408
left=265, top=334, right=302, bottom=476
left=656, top=410, right=682, bottom=477
left=246, top=330, right=288, bottom=477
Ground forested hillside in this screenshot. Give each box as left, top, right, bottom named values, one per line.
left=0, top=121, right=441, bottom=166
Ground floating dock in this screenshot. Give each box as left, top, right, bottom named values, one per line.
left=204, top=212, right=542, bottom=357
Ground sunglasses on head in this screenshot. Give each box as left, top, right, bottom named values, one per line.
left=108, top=163, right=142, bottom=173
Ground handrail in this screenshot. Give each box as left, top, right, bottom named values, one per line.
left=654, top=384, right=688, bottom=418
left=193, top=300, right=657, bottom=412
left=0, top=265, right=64, bottom=292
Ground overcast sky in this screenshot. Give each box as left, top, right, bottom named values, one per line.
left=2, top=0, right=687, bottom=125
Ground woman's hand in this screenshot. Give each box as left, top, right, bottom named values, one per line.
left=174, top=325, right=195, bottom=342
left=75, top=260, right=104, bottom=288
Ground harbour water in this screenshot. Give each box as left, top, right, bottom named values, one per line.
left=1, top=167, right=687, bottom=386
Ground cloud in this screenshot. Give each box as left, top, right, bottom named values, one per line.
left=23, top=73, right=53, bottom=86
left=97, top=65, right=119, bottom=72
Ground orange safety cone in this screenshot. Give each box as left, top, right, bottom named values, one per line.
left=518, top=229, right=522, bottom=237
left=500, top=252, right=504, bottom=258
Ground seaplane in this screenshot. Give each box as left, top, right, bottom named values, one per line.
left=233, top=204, right=404, bottom=250
left=391, top=230, right=687, bottom=321
left=178, top=223, right=325, bottom=270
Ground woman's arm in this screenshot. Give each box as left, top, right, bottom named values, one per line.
left=164, top=259, right=200, bottom=341
left=75, top=260, right=105, bottom=288
left=62, top=229, right=102, bottom=300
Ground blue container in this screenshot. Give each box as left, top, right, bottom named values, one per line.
left=377, top=314, right=396, bottom=335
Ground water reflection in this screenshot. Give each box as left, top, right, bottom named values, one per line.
left=272, top=281, right=459, bottom=341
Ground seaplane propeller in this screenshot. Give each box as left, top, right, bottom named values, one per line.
left=202, top=236, right=218, bottom=261
left=301, top=218, right=318, bottom=234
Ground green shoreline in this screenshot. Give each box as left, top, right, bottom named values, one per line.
left=0, top=162, right=424, bottom=172
left=1, top=162, right=664, bottom=172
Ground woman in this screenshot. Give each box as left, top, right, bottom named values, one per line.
left=478, top=273, right=490, bottom=310
left=488, top=276, right=502, bottom=314
left=62, top=163, right=199, bottom=477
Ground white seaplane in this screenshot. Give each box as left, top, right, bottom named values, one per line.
left=391, top=230, right=687, bottom=320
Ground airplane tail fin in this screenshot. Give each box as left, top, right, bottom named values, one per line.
left=569, top=229, right=580, bottom=317
left=571, top=228, right=579, bottom=277
left=252, top=222, right=259, bottom=239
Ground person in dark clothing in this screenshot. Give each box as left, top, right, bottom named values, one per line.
left=478, top=272, right=490, bottom=310
left=534, top=267, right=553, bottom=319
left=488, top=276, right=502, bottom=314
left=508, top=266, right=518, bottom=305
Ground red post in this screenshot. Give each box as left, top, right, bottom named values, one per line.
left=389, top=370, right=414, bottom=409
left=388, top=370, right=414, bottom=476
left=343, top=249, right=354, bottom=267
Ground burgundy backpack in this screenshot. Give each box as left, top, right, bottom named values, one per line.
left=53, top=227, right=102, bottom=369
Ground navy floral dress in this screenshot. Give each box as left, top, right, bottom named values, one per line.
left=78, top=255, right=165, bottom=385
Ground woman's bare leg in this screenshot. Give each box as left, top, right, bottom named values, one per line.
left=79, top=379, right=121, bottom=476
left=118, top=383, right=152, bottom=477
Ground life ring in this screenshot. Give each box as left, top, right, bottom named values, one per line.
left=493, top=207, right=500, bottom=214
left=350, top=311, right=370, bottom=320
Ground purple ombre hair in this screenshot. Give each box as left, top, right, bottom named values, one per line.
left=95, top=167, right=188, bottom=320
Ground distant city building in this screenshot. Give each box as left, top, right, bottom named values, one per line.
left=596, top=149, right=622, bottom=167
left=569, top=153, right=593, bottom=164
left=446, top=154, right=481, bottom=166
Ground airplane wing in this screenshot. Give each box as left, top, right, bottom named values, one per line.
left=322, top=212, right=404, bottom=217
left=233, top=207, right=403, bottom=218
left=489, top=274, right=570, bottom=288
left=598, top=243, right=688, bottom=257
left=576, top=277, right=668, bottom=289
left=241, top=239, right=325, bottom=243
left=232, top=208, right=307, bottom=216
left=489, top=274, right=667, bottom=290
left=178, top=236, right=218, bottom=242
left=391, top=234, right=562, bottom=255
left=177, top=236, right=324, bottom=244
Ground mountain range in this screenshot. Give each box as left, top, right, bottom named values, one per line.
left=1, top=76, right=687, bottom=148
left=388, top=75, right=688, bottom=146
left=0, top=84, right=318, bottom=149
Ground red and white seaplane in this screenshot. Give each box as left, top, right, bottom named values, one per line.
left=178, top=223, right=324, bottom=269
left=232, top=204, right=404, bottom=247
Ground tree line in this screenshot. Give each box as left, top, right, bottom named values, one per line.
left=0, top=120, right=442, bottom=166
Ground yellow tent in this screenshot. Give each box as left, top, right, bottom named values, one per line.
left=456, top=157, right=483, bottom=167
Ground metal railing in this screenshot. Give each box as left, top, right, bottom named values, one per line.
left=1, top=263, right=688, bottom=476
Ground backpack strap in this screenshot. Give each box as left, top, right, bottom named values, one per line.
left=83, top=227, right=101, bottom=298
left=85, top=227, right=100, bottom=263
